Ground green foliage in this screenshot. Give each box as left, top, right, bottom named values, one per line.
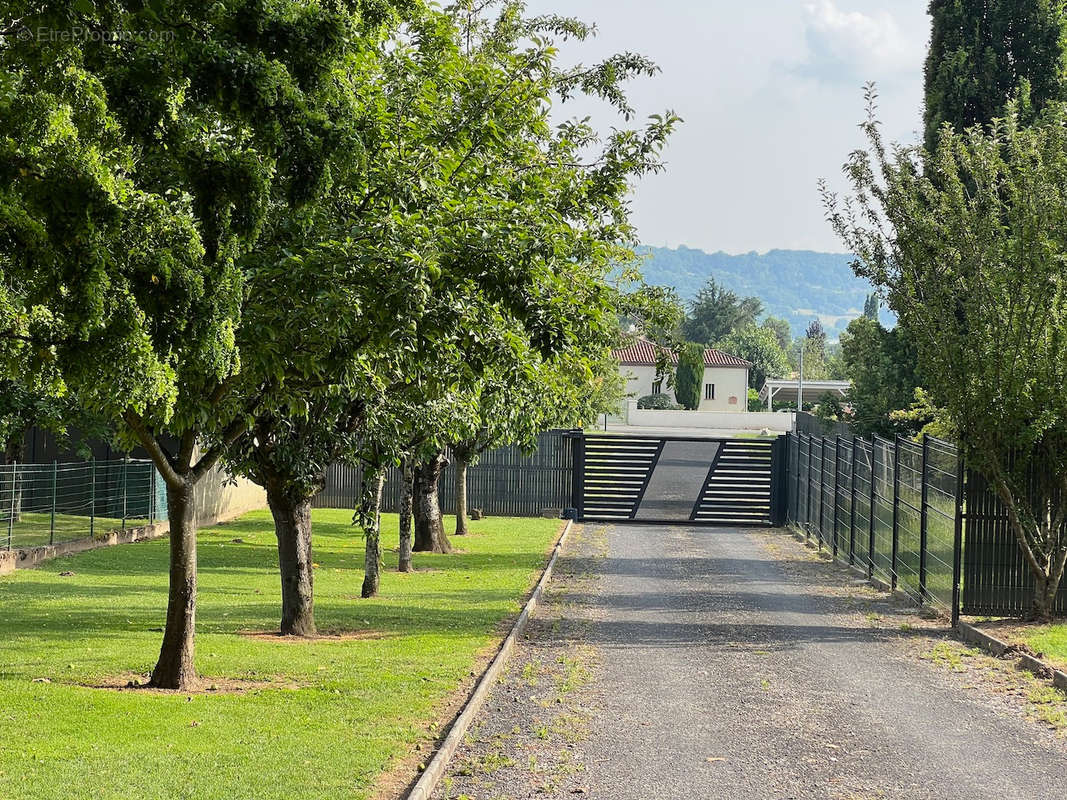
left=812, top=392, right=848, bottom=427
left=863, top=293, right=880, bottom=320
left=225, top=0, right=676, bottom=575
left=839, top=316, right=922, bottom=437
left=747, top=388, right=762, bottom=412
left=823, top=89, right=1067, bottom=616
left=673, top=342, right=703, bottom=410
left=890, top=388, right=955, bottom=441
left=0, top=508, right=561, bottom=799
left=923, top=0, right=1067, bottom=151
left=637, top=393, right=680, bottom=410
left=761, top=316, right=792, bottom=350
left=716, top=325, right=788, bottom=389
left=681, top=277, right=762, bottom=345
left=637, top=246, right=886, bottom=338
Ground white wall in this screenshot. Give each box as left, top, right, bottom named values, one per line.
left=619, top=364, right=666, bottom=404
left=625, top=402, right=794, bottom=432
left=620, top=364, right=749, bottom=411
left=697, top=367, right=749, bottom=411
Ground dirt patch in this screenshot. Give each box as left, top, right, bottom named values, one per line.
left=237, top=629, right=389, bottom=643
left=79, top=672, right=300, bottom=694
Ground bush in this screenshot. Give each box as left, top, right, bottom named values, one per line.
left=637, top=393, right=680, bottom=410
left=674, top=342, right=703, bottom=410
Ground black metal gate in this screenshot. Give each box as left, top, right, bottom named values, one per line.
left=572, top=434, right=786, bottom=526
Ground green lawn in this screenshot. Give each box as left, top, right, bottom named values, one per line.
left=1024, top=625, right=1067, bottom=672
left=3, top=511, right=151, bottom=550
left=0, top=508, right=562, bottom=800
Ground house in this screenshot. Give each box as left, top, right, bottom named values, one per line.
left=613, top=338, right=751, bottom=412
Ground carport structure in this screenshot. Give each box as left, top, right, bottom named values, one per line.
left=758, top=378, right=850, bottom=411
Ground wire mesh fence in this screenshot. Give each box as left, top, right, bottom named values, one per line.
left=0, top=459, right=166, bottom=550
left=786, top=431, right=962, bottom=616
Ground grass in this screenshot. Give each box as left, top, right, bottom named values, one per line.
left=2, top=511, right=151, bottom=549
left=971, top=620, right=1067, bottom=673
left=1024, top=625, right=1067, bottom=671
left=0, top=508, right=562, bottom=800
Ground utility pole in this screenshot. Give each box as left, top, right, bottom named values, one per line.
left=797, top=344, right=804, bottom=412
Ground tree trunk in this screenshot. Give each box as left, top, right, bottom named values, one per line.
left=3, top=433, right=25, bottom=522
left=398, top=457, right=414, bottom=573
left=454, top=449, right=470, bottom=536
left=993, top=474, right=1067, bottom=622
left=413, top=451, right=451, bottom=554
left=1029, top=553, right=1067, bottom=621
left=150, top=481, right=197, bottom=689
left=359, top=466, right=386, bottom=598
left=266, top=485, right=316, bottom=636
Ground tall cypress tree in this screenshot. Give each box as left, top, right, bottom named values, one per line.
left=923, top=0, right=1067, bottom=150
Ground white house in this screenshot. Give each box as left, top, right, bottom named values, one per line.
left=613, top=338, right=751, bottom=412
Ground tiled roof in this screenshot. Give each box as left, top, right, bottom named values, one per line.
left=613, top=338, right=751, bottom=369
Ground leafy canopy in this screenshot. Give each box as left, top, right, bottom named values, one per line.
left=823, top=90, right=1067, bottom=613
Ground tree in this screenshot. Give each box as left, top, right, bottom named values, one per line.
left=761, top=316, right=792, bottom=351
left=674, top=343, right=703, bottom=410
left=839, top=317, right=922, bottom=437
left=823, top=94, right=1067, bottom=620
left=805, top=319, right=827, bottom=356
left=0, top=0, right=405, bottom=687
left=226, top=0, right=676, bottom=606
left=716, top=326, right=788, bottom=389
left=450, top=348, right=625, bottom=535
left=863, top=293, right=880, bottom=321
left=923, top=0, right=1067, bottom=151
left=681, top=278, right=762, bottom=345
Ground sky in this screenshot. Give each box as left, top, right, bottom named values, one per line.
left=523, top=0, right=930, bottom=254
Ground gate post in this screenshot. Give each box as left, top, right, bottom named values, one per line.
left=868, top=440, right=876, bottom=581
left=570, top=432, right=585, bottom=521
left=849, top=437, right=858, bottom=566
left=831, top=437, right=840, bottom=558
left=818, top=437, right=826, bottom=548
left=951, top=450, right=964, bottom=627
left=890, top=436, right=900, bottom=591
left=805, top=436, right=813, bottom=540
left=770, top=435, right=788, bottom=525
left=919, top=435, right=930, bottom=604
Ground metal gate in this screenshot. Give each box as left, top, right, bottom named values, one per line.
left=573, top=434, right=786, bottom=526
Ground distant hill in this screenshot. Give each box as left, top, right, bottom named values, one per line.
left=635, top=245, right=893, bottom=339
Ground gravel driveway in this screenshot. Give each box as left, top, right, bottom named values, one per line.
left=434, top=523, right=1067, bottom=800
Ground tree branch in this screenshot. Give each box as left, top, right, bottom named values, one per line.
left=123, top=410, right=183, bottom=490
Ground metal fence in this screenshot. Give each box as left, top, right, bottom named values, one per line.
left=786, top=432, right=962, bottom=616
left=0, top=459, right=166, bottom=550
left=962, top=465, right=1067, bottom=617
left=313, top=430, right=574, bottom=518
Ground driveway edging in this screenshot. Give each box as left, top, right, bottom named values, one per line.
left=404, top=518, right=574, bottom=800
left=957, top=620, right=1067, bottom=691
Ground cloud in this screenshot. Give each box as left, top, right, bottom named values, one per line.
left=794, top=0, right=925, bottom=84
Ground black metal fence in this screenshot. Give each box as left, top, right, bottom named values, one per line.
left=787, top=432, right=962, bottom=617
left=313, top=430, right=574, bottom=518
left=962, top=466, right=1067, bottom=617
left=1, top=459, right=166, bottom=550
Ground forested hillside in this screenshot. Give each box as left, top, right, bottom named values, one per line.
left=637, top=245, right=894, bottom=338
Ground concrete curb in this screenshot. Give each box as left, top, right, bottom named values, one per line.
left=957, top=621, right=1067, bottom=692
left=0, top=522, right=170, bottom=575
left=405, top=518, right=575, bottom=800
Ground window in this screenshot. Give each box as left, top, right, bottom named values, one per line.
left=705, top=383, right=715, bottom=400
left=652, top=379, right=663, bottom=394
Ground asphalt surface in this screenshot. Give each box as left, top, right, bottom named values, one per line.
left=436, top=523, right=1067, bottom=799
